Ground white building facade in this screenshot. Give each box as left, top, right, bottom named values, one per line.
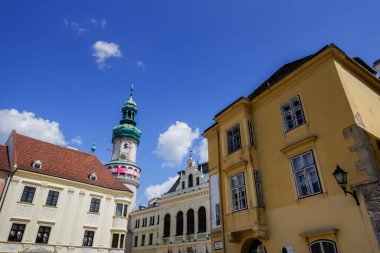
left=129, top=159, right=211, bottom=253
left=0, top=131, right=133, bottom=253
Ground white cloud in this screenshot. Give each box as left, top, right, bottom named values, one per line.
left=92, top=41, right=122, bottom=69
left=100, top=19, right=107, bottom=28
left=144, top=176, right=179, bottom=200
left=90, top=18, right=107, bottom=28
left=198, top=138, right=208, bottom=163
left=63, top=18, right=86, bottom=35
left=137, top=60, right=146, bottom=70
left=0, top=109, right=67, bottom=145
left=156, top=121, right=199, bottom=168
left=70, top=136, right=83, bottom=146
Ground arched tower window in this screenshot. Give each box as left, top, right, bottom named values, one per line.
left=187, top=209, right=194, bottom=235
left=176, top=211, right=183, bottom=235
left=188, top=174, right=193, bottom=188
left=163, top=214, right=171, bottom=238
left=198, top=206, right=206, bottom=233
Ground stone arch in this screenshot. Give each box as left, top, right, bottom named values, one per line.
left=187, top=209, right=194, bottom=234
left=163, top=213, right=170, bottom=237
left=241, top=239, right=266, bottom=253
left=176, top=211, right=183, bottom=235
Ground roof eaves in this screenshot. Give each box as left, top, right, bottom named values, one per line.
left=17, top=167, right=131, bottom=192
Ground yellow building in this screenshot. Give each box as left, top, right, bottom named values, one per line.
left=203, top=44, right=380, bottom=253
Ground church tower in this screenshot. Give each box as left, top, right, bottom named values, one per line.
left=105, top=85, right=141, bottom=211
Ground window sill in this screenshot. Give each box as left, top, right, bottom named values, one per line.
left=284, top=122, right=309, bottom=135
left=43, top=205, right=58, bottom=208
left=296, top=192, right=328, bottom=203
left=113, top=215, right=127, bottom=219
left=17, top=201, right=34, bottom=206
left=87, top=212, right=100, bottom=215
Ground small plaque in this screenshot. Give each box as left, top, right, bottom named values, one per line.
left=214, top=241, right=223, bottom=250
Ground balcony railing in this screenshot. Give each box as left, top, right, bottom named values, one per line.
left=158, top=232, right=210, bottom=245
left=161, top=183, right=208, bottom=199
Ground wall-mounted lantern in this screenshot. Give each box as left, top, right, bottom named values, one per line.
left=332, top=165, right=359, bottom=206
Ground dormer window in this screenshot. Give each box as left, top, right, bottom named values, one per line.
left=89, top=173, right=97, bottom=181
left=32, top=160, right=42, bottom=169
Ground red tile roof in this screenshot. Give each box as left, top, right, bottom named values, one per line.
left=10, top=131, right=130, bottom=192
left=0, top=145, right=10, bottom=172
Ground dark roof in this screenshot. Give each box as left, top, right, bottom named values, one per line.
left=248, top=45, right=330, bottom=100
left=353, top=57, right=377, bottom=75
left=0, top=145, right=10, bottom=172
left=197, top=162, right=209, bottom=174
left=10, top=131, right=130, bottom=192
left=166, top=177, right=180, bottom=194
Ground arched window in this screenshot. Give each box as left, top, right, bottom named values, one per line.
left=188, top=174, right=193, bottom=188
left=176, top=211, right=183, bottom=235
left=163, top=214, right=170, bottom=237
left=309, top=240, right=337, bottom=253
left=198, top=206, right=206, bottom=233
left=187, top=209, right=194, bottom=234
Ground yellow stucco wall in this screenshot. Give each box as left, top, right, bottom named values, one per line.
left=204, top=47, right=380, bottom=253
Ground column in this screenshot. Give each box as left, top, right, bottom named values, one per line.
left=194, top=211, right=198, bottom=234
left=170, top=212, right=176, bottom=238
left=183, top=213, right=187, bottom=240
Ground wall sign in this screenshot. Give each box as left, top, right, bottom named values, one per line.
left=214, top=241, right=223, bottom=250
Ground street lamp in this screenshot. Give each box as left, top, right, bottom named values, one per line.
left=332, top=165, right=359, bottom=206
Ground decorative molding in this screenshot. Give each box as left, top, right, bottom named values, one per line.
left=281, top=135, right=318, bottom=156
left=299, top=228, right=339, bottom=243
left=37, top=219, right=56, bottom=225
left=10, top=217, right=31, bottom=223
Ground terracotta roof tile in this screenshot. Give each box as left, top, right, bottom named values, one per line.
left=11, top=132, right=130, bottom=192
left=0, top=145, right=10, bottom=172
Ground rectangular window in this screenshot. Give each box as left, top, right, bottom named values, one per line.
left=182, top=181, right=185, bottom=189
left=291, top=151, right=322, bottom=198
left=230, top=173, right=247, bottom=212
left=157, top=215, right=160, bottom=225
left=196, top=177, right=200, bottom=185
left=20, top=186, right=36, bottom=203
left=141, top=234, right=145, bottom=246
left=82, top=230, right=95, bottom=247
left=281, top=96, right=306, bottom=132
left=8, top=223, right=26, bottom=242
left=149, top=233, right=153, bottom=245
left=89, top=198, right=100, bottom=213
left=142, top=217, right=147, bottom=227
left=253, top=170, right=265, bottom=208
left=215, top=203, right=221, bottom=226
left=35, top=226, right=51, bottom=244
left=227, top=124, right=242, bottom=154
left=247, top=120, right=255, bottom=146
left=111, top=233, right=125, bottom=249
left=46, top=190, right=59, bottom=207
left=115, top=203, right=128, bottom=217
left=134, top=236, right=138, bottom=247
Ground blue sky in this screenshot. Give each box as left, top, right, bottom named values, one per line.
left=1, top=0, right=379, bottom=205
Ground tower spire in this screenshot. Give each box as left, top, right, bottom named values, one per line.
left=130, top=84, right=134, bottom=98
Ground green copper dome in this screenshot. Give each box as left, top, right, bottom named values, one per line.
left=112, top=124, right=141, bottom=143
left=113, top=84, right=142, bottom=143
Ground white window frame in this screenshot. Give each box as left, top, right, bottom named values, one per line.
left=247, top=120, right=255, bottom=147
left=111, top=233, right=125, bottom=249
left=115, top=203, right=128, bottom=217
left=309, top=240, right=338, bottom=253
left=230, top=173, right=247, bottom=212
left=291, top=151, right=322, bottom=198
left=281, top=95, right=306, bottom=132
left=227, top=124, right=242, bottom=154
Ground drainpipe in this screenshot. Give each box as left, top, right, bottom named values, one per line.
left=216, top=128, right=226, bottom=253
left=0, top=165, right=17, bottom=212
